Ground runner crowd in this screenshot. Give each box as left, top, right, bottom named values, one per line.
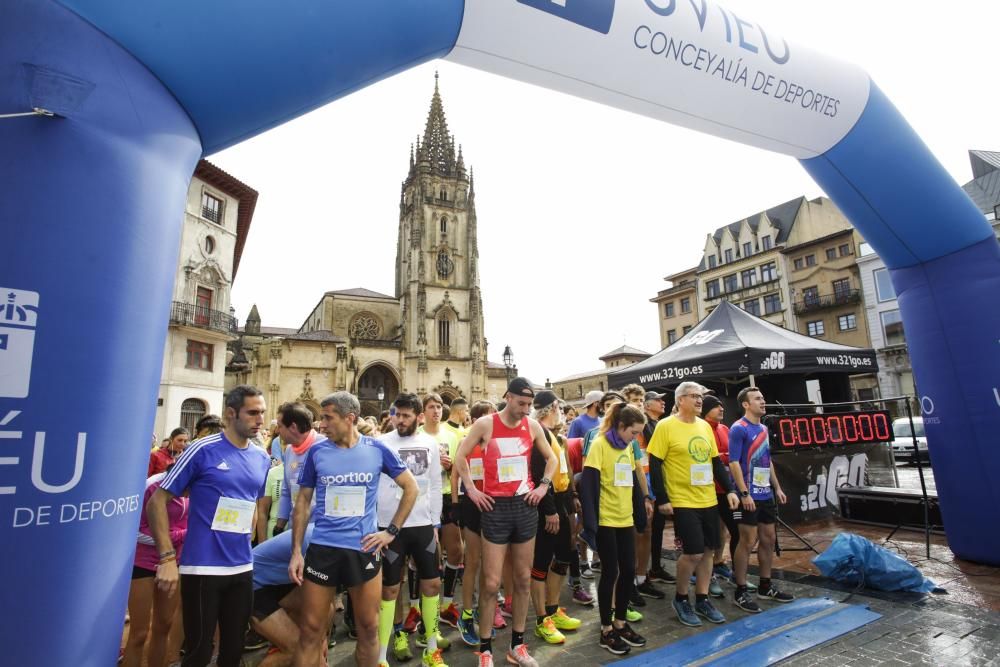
left=123, top=378, right=794, bottom=667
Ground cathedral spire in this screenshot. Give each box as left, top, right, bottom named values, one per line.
left=418, top=71, right=455, bottom=174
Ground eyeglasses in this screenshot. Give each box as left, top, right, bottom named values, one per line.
left=684, top=394, right=704, bottom=401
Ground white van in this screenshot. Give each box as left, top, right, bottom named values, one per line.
left=891, top=417, right=930, bottom=463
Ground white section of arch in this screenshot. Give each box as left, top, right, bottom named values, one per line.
left=448, top=0, right=870, bottom=158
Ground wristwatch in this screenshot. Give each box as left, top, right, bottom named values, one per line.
left=386, top=523, right=400, bottom=536
left=740, top=490, right=750, bottom=498
left=540, top=477, right=552, bottom=487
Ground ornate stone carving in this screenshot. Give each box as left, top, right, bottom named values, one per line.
left=298, top=373, right=314, bottom=400
left=349, top=313, right=381, bottom=340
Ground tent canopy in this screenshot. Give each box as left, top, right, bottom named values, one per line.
left=609, top=301, right=878, bottom=388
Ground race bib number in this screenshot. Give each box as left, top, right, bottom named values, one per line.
left=211, top=497, right=255, bottom=534
left=752, top=466, right=772, bottom=489
left=639, top=454, right=650, bottom=470
left=614, top=462, right=633, bottom=487
left=497, top=437, right=524, bottom=457
left=498, top=456, right=528, bottom=483
left=690, top=463, right=713, bottom=486
left=470, top=457, right=485, bottom=481
left=325, top=485, right=366, bottom=517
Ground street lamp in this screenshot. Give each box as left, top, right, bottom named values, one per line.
left=377, top=385, right=385, bottom=417
left=502, top=345, right=514, bottom=383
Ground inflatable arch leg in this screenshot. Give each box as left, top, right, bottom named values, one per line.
left=0, top=2, right=201, bottom=665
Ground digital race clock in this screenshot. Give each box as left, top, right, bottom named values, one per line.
left=764, top=411, right=895, bottom=448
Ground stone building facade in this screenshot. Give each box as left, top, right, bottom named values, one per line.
left=155, top=160, right=257, bottom=438
left=226, top=76, right=506, bottom=419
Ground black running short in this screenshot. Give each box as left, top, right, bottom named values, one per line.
left=673, top=506, right=722, bottom=555
left=441, top=494, right=456, bottom=526
left=734, top=498, right=777, bottom=526
left=458, top=495, right=482, bottom=534
left=251, top=583, right=296, bottom=620
left=303, top=543, right=381, bottom=588
left=131, top=565, right=156, bottom=580
left=381, top=525, right=440, bottom=586
left=480, top=496, right=537, bottom=546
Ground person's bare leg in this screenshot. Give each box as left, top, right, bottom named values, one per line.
left=694, top=548, right=714, bottom=595
left=544, top=568, right=564, bottom=609
left=349, top=572, right=384, bottom=667
left=675, top=553, right=702, bottom=596
left=462, top=529, right=481, bottom=614
left=478, top=540, right=507, bottom=642
left=146, top=583, right=180, bottom=667
left=509, top=539, right=536, bottom=635
left=122, top=578, right=154, bottom=667
left=253, top=609, right=300, bottom=667
left=292, top=581, right=335, bottom=667
left=757, top=523, right=776, bottom=579
left=734, top=525, right=758, bottom=587
left=165, top=591, right=184, bottom=666
left=395, top=578, right=406, bottom=624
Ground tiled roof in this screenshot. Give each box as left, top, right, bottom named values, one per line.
left=326, top=288, right=397, bottom=300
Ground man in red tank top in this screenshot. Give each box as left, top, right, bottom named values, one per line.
left=455, top=378, right=558, bottom=667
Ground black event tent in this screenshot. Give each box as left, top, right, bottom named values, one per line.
left=608, top=301, right=878, bottom=388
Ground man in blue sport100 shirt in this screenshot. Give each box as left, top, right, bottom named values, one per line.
left=727, top=386, right=794, bottom=614
left=288, top=391, right=419, bottom=667
left=147, top=384, right=272, bottom=667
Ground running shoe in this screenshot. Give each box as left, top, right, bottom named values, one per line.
left=458, top=613, right=479, bottom=647
left=636, top=580, right=665, bottom=600
left=671, top=598, right=702, bottom=627
left=734, top=590, right=761, bottom=613
left=580, top=566, right=596, bottom=580
left=534, top=616, right=565, bottom=645
left=243, top=627, right=268, bottom=651
left=712, top=563, right=733, bottom=580
left=647, top=566, right=675, bottom=584
left=624, top=606, right=643, bottom=623
left=393, top=629, right=413, bottom=662
left=571, top=583, right=595, bottom=606
left=505, top=643, right=539, bottom=667
left=440, top=603, right=460, bottom=629
left=500, top=599, right=513, bottom=619
left=422, top=648, right=448, bottom=667
left=475, top=651, right=494, bottom=667
left=758, top=586, right=795, bottom=603
left=415, top=624, right=451, bottom=651
left=328, top=631, right=337, bottom=649
left=616, top=623, right=647, bottom=647
left=549, top=607, right=582, bottom=631
left=708, top=575, right=724, bottom=599
left=591, top=560, right=602, bottom=572
left=694, top=599, right=726, bottom=624
left=598, top=629, right=630, bottom=656
left=629, top=588, right=647, bottom=608
left=493, top=605, right=507, bottom=630
left=403, top=607, right=422, bottom=634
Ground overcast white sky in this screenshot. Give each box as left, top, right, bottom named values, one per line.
left=213, top=0, right=998, bottom=385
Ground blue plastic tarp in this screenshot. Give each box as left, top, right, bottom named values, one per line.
left=812, top=533, right=938, bottom=594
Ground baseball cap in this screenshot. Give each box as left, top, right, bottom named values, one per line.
left=584, top=390, right=604, bottom=407
left=506, top=377, right=535, bottom=398
left=533, top=390, right=559, bottom=410
left=644, top=391, right=665, bottom=402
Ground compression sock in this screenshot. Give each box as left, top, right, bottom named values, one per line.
left=421, top=593, right=440, bottom=651
left=378, top=599, right=396, bottom=664
left=443, top=561, right=460, bottom=604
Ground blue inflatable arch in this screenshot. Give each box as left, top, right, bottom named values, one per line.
left=2, top=1, right=998, bottom=664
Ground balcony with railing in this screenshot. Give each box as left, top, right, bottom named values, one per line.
left=793, top=289, right=861, bottom=315
left=170, top=301, right=237, bottom=334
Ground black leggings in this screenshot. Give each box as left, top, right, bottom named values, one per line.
left=180, top=571, right=254, bottom=667
left=596, top=526, right=636, bottom=626
left=717, top=495, right=740, bottom=561
left=651, top=509, right=667, bottom=567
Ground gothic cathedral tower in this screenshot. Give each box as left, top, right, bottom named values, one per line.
left=395, top=74, right=487, bottom=401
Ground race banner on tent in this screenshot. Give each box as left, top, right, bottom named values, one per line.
left=772, top=442, right=894, bottom=523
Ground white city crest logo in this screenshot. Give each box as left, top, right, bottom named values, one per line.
left=0, top=288, right=40, bottom=399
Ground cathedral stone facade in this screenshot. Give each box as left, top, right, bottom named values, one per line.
left=226, top=77, right=506, bottom=418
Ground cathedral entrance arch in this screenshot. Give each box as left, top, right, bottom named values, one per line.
left=356, top=362, right=400, bottom=417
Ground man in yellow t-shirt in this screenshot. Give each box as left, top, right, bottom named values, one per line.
left=648, top=382, right=738, bottom=629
